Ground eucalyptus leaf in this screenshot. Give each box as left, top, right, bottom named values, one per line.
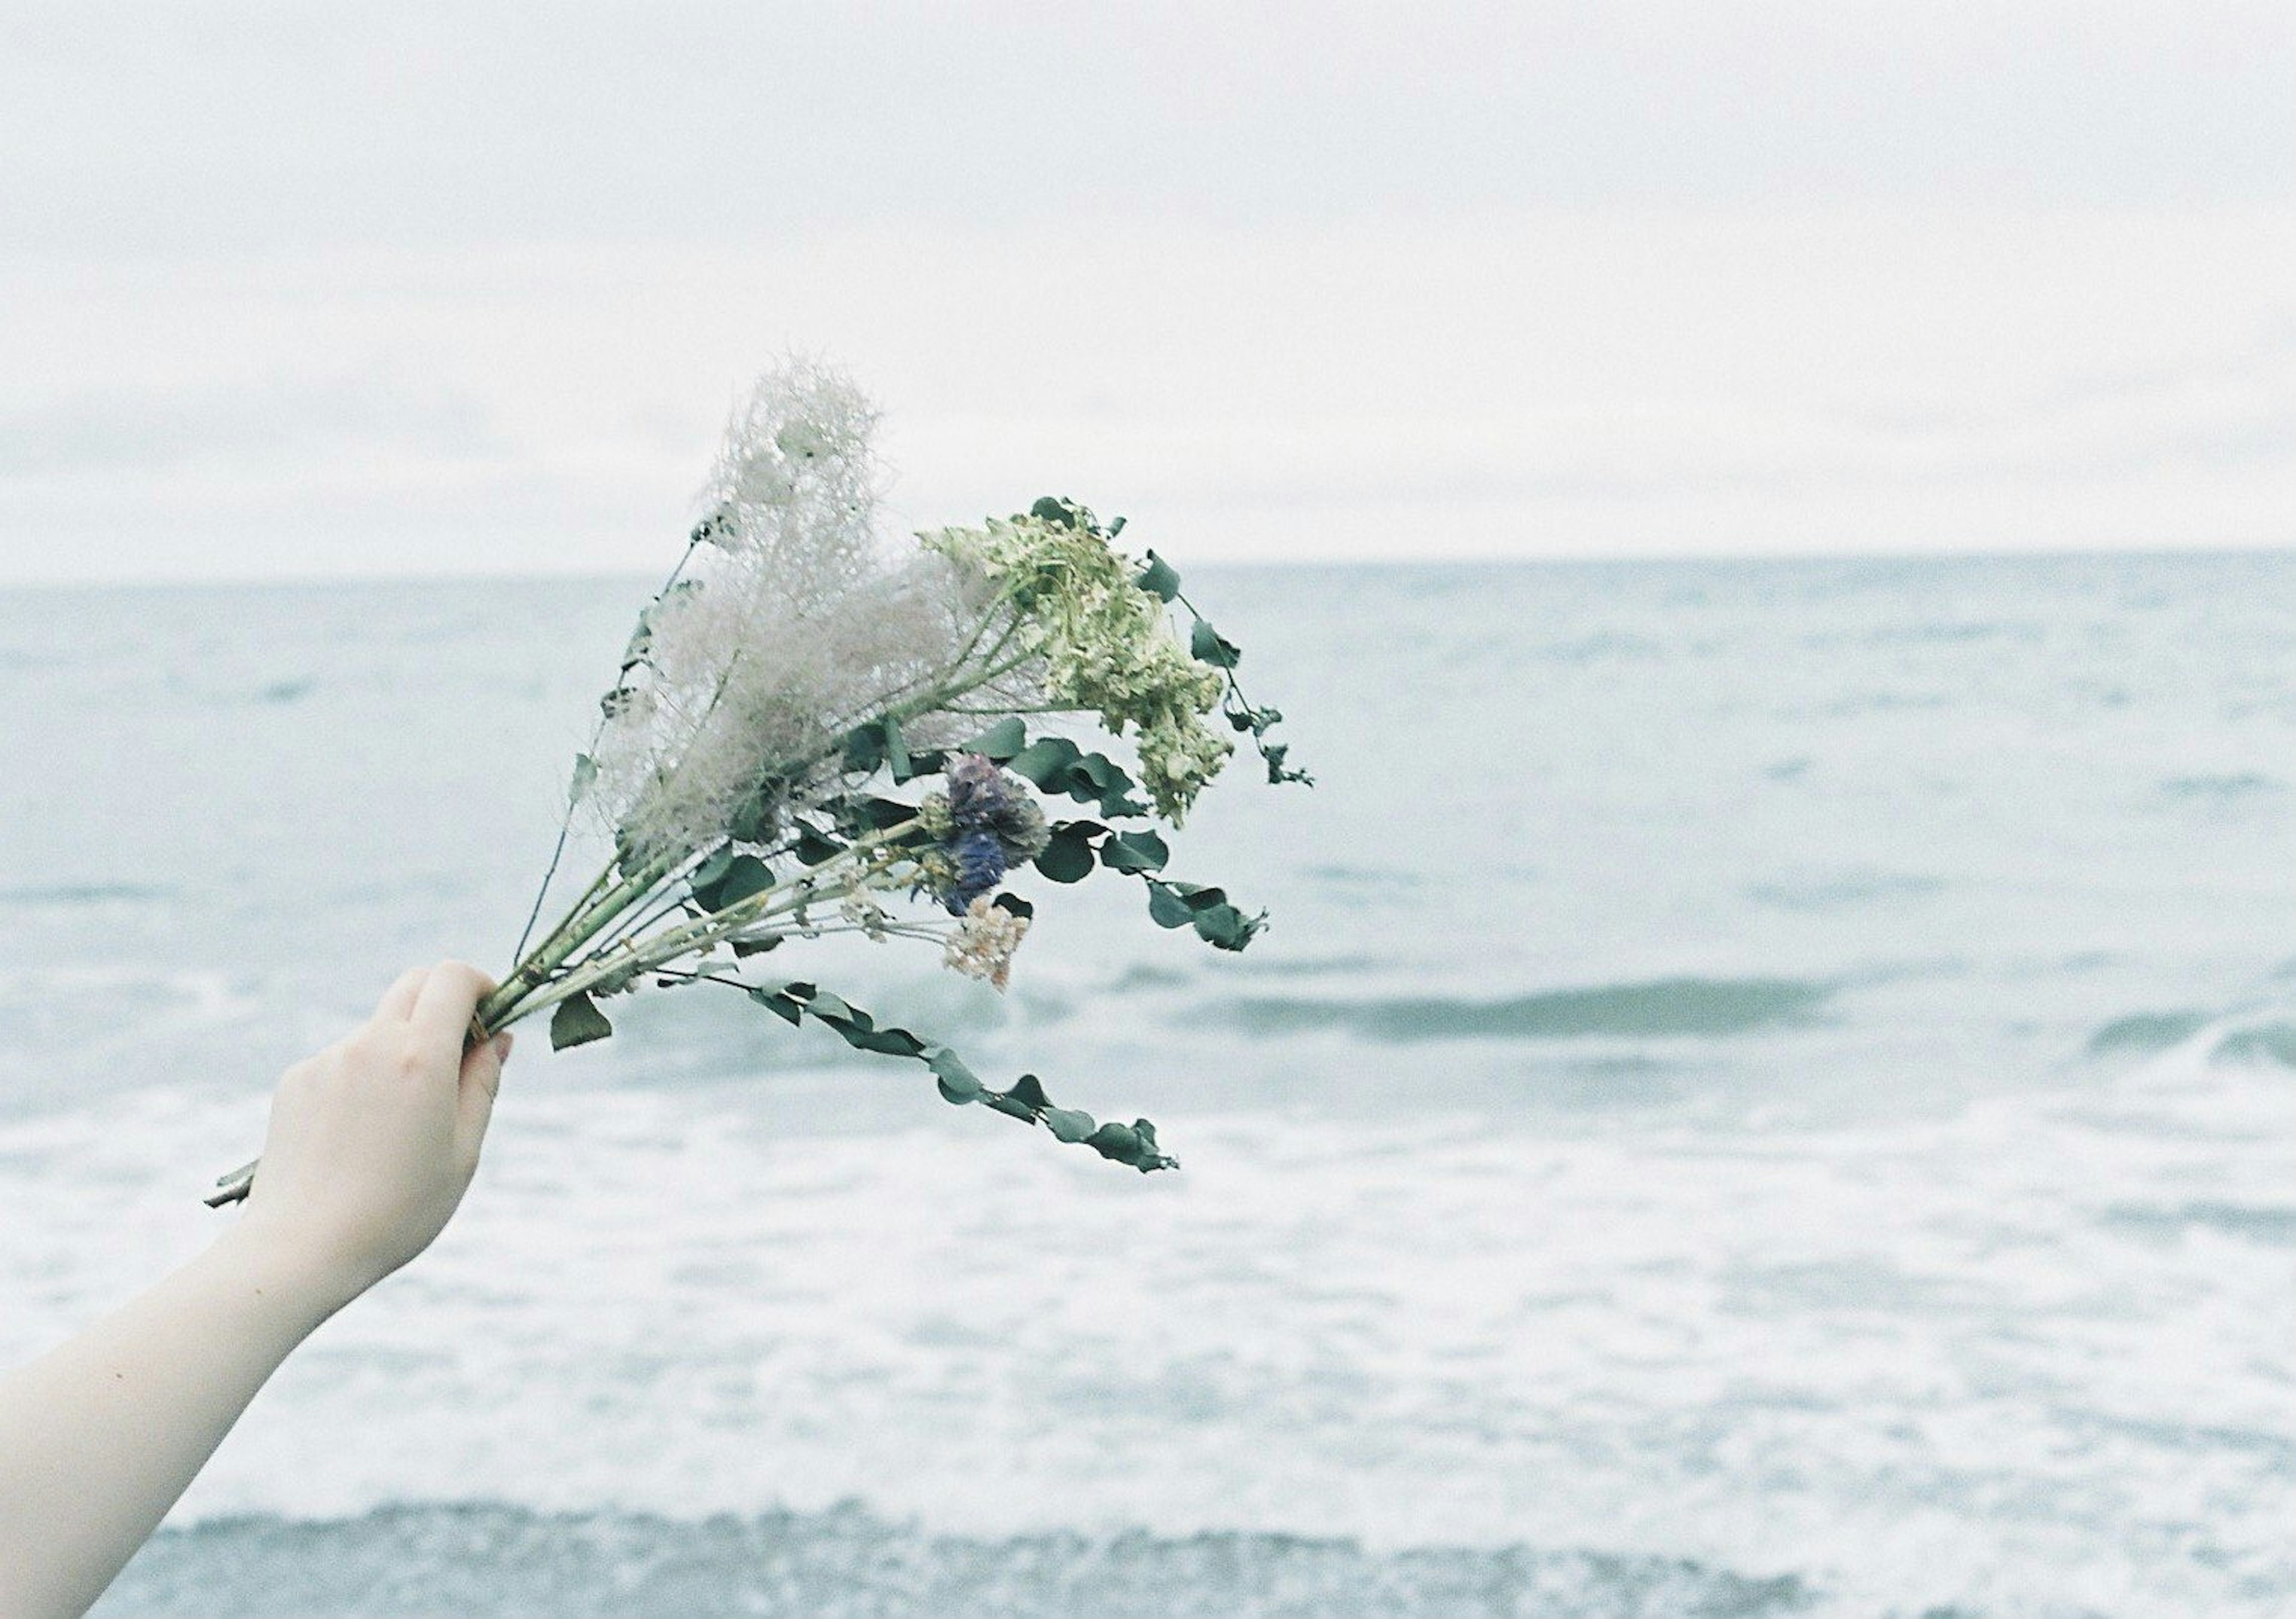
left=723, top=982, right=1177, bottom=1171
left=851, top=795, right=924, bottom=832
left=1134, top=549, right=1181, bottom=602
left=549, top=991, right=614, bottom=1050
left=1006, top=735, right=1082, bottom=784
left=1190, top=902, right=1263, bottom=951
left=926, top=1046, right=984, bottom=1102
left=961, top=716, right=1028, bottom=760
left=793, top=825, right=846, bottom=866
left=802, top=989, right=856, bottom=1023
left=1034, top=826, right=1097, bottom=884
left=1085, top=1122, right=1140, bottom=1161
left=1146, top=881, right=1195, bottom=928
left=842, top=1020, right=927, bottom=1058
left=745, top=986, right=803, bottom=1024
left=1004, top=734, right=1149, bottom=818
left=728, top=784, right=778, bottom=844
left=692, top=853, right=772, bottom=913
left=1100, top=829, right=1170, bottom=874
left=1190, top=618, right=1242, bottom=670
left=842, top=721, right=887, bottom=775
left=1136, top=876, right=1263, bottom=949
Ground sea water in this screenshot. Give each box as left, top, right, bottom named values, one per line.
left=0, top=555, right=2288, bottom=1617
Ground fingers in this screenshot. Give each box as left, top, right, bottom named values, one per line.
left=375, top=966, right=430, bottom=1023
left=456, top=1031, right=511, bottom=1151
left=410, top=960, right=497, bottom=1050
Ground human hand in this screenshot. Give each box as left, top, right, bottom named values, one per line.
left=231, top=962, right=509, bottom=1312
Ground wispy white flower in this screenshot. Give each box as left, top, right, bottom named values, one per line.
left=593, top=361, right=1036, bottom=860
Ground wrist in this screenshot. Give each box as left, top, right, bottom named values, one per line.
left=206, top=1217, right=368, bottom=1327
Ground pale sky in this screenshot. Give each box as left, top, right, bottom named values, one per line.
left=1, top=1, right=2289, bottom=582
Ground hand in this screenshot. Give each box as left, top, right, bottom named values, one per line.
left=232, top=962, right=510, bottom=1312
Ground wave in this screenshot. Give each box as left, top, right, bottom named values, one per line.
left=1215, top=977, right=1831, bottom=1041
left=2087, top=1006, right=2296, bottom=1069
left=2086, top=1010, right=2212, bottom=1056
left=2160, top=772, right=2285, bottom=800
left=1746, top=869, right=1946, bottom=913
left=102, top=1501, right=1813, bottom=1619
left=2103, top=1202, right=2296, bottom=1246
left=0, top=882, right=171, bottom=906
left=2213, top=1022, right=2296, bottom=1068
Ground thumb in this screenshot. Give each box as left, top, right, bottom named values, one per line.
left=456, top=1031, right=511, bottom=1159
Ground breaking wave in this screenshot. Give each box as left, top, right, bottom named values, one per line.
left=103, top=1501, right=1814, bottom=1619
left=1214, top=978, right=1833, bottom=1041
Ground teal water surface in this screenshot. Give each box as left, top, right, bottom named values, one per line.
left=0, top=554, right=2288, bottom=1617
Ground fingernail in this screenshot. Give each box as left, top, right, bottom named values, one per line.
left=494, top=1032, right=514, bottom=1061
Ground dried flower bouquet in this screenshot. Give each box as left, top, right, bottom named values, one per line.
left=207, top=361, right=1305, bottom=1206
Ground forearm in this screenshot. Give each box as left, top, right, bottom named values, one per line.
left=0, top=963, right=505, bottom=1618
left=0, top=1226, right=341, bottom=1619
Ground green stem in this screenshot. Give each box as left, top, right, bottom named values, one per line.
left=480, top=642, right=1042, bottom=1034
left=476, top=850, right=681, bottom=1031
left=491, top=818, right=924, bottom=1031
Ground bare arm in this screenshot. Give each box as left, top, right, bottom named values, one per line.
left=0, top=963, right=511, bottom=1619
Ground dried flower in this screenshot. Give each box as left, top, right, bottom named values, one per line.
left=944, top=753, right=1051, bottom=859
left=942, top=895, right=1031, bottom=990
left=914, top=791, right=955, bottom=841
left=591, top=362, right=1020, bottom=861
left=915, top=754, right=1051, bottom=912
left=920, top=513, right=1233, bottom=821
left=942, top=829, right=1002, bottom=912
left=838, top=894, right=891, bottom=940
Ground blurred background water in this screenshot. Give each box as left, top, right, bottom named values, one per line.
left=0, top=553, right=2289, bottom=1617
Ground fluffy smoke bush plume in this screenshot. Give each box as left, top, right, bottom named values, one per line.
left=591, top=361, right=1034, bottom=860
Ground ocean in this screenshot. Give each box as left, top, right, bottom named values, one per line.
left=0, top=554, right=2288, bottom=1617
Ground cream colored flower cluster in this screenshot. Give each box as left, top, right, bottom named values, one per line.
left=942, top=895, right=1031, bottom=991
left=920, top=513, right=1234, bottom=821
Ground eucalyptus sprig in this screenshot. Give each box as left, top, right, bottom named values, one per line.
left=204, top=361, right=1306, bottom=1208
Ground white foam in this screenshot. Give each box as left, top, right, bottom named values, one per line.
left=3, top=1016, right=2289, bottom=1617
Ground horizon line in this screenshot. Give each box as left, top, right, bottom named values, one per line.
left=4, top=540, right=2289, bottom=595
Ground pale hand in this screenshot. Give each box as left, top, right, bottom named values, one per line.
left=234, top=961, right=511, bottom=1311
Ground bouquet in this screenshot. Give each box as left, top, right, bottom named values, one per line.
left=207, top=361, right=1306, bottom=1206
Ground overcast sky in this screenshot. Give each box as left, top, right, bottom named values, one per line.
left=1, top=1, right=2289, bottom=582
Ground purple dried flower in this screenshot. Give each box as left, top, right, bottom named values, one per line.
left=943, top=752, right=1050, bottom=858
left=944, top=752, right=1010, bottom=829
left=946, top=828, right=1007, bottom=914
